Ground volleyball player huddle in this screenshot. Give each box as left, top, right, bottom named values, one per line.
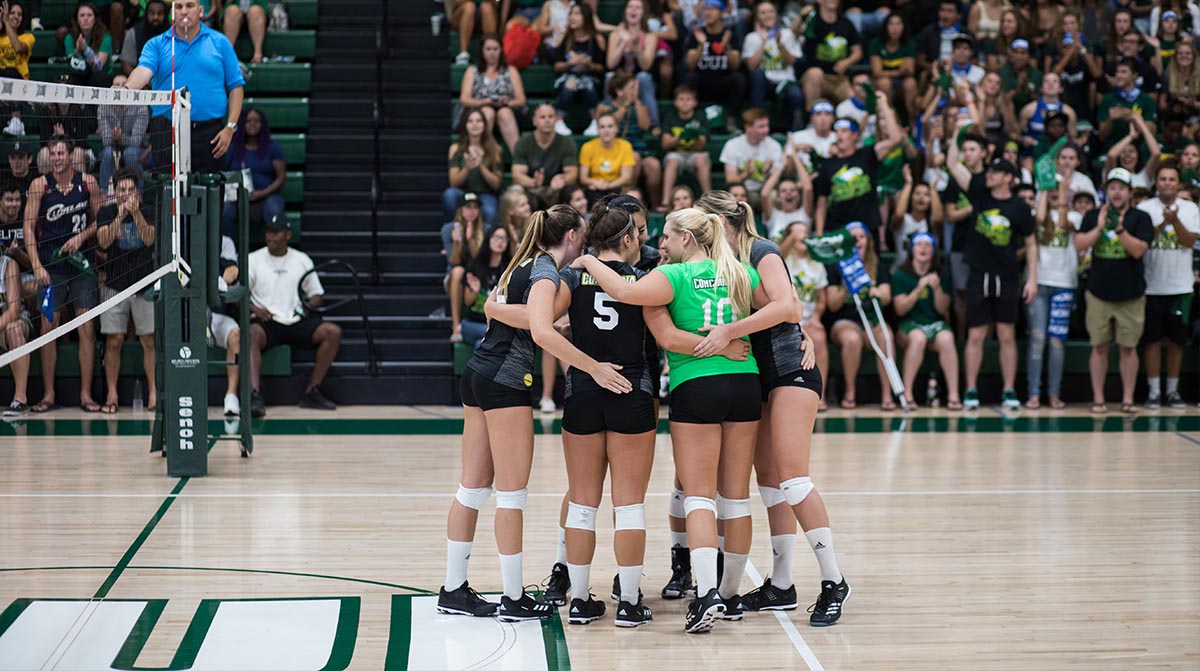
left=439, top=191, right=849, bottom=634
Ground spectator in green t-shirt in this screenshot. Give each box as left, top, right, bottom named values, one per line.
left=660, top=84, right=712, bottom=210
left=867, top=13, right=918, bottom=124
left=1099, top=58, right=1159, bottom=150
left=891, top=232, right=960, bottom=408
left=64, top=2, right=115, bottom=87
left=998, top=39, right=1043, bottom=112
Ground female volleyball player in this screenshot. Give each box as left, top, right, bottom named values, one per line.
left=695, top=190, right=851, bottom=627
left=573, top=208, right=767, bottom=633
left=437, top=205, right=632, bottom=623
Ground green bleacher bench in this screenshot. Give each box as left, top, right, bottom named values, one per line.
left=244, top=97, right=308, bottom=130
left=30, top=29, right=56, bottom=60
left=1, top=342, right=292, bottom=378
left=597, top=0, right=623, bottom=25
left=244, top=62, right=312, bottom=94
left=282, top=170, right=303, bottom=204
left=39, top=1, right=73, bottom=30
left=274, top=132, right=307, bottom=165
left=236, top=29, right=315, bottom=61
left=27, top=61, right=71, bottom=83
left=287, top=0, right=318, bottom=28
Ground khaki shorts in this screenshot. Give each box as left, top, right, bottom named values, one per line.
left=808, top=71, right=851, bottom=102
left=100, top=287, right=155, bottom=336
left=663, top=151, right=706, bottom=173
left=1085, top=291, right=1145, bottom=348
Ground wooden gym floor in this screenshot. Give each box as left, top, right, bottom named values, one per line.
left=0, top=405, right=1197, bottom=670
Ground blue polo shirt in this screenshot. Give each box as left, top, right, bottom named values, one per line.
left=138, top=23, right=245, bottom=122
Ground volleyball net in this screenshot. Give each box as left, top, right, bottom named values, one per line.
left=0, top=77, right=188, bottom=373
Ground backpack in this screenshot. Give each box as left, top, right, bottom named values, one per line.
left=502, top=23, right=540, bottom=69
left=268, top=2, right=289, bottom=32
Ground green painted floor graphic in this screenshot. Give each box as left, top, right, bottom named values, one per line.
left=1, top=414, right=1198, bottom=437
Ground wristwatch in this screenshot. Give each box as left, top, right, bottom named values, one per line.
left=226, top=121, right=237, bottom=130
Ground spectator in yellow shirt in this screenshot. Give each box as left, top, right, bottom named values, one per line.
left=579, top=114, right=636, bottom=205
left=0, top=1, right=34, bottom=80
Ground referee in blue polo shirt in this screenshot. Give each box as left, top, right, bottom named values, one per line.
left=121, top=0, right=245, bottom=173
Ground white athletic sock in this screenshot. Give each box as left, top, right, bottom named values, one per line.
left=567, top=563, right=591, bottom=602
left=618, top=565, right=643, bottom=603
left=555, top=527, right=568, bottom=565
left=444, top=539, right=472, bottom=591
left=1148, top=377, right=1161, bottom=397
left=1167, top=377, right=1180, bottom=395
left=499, top=552, right=524, bottom=600
left=770, top=534, right=797, bottom=590
left=718, top=552, right=749, bottom=599
left=691, top=547, right=719, bottom=595
left=670, top=531, right=689, bottom=549
left=805, top=527, right=842, bottom=583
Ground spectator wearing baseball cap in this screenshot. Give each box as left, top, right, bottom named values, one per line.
left=246, top=212, right=342, bottom=417
left=813, top=91, right=904, bottom=236
left=1074, top=168, right=1155, bottom=414
left=785, top=100, right=837, bottom=173
left=998, top=38, right=1044, bottom=111
left=946, top=118, right=1039, bottom=411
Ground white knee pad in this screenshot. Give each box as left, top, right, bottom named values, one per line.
left=565, top=501, right=598, bottom=531
left=668, top=486, right=686, bottom=519
left=455, top=484, right=493, bottom=510
left=758, top=485, right=787, bottom=508
left=683, top=496, right=716, bottom=516
left=716, top=494, right=752, bottom=520
left=780, top=477, right=814, bottom=506
left=494, top=488, right=528, bottom=511
left=613, top=503, right=646, bottom=531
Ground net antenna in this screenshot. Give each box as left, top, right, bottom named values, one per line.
left=0, top=78, right=189, bottom=372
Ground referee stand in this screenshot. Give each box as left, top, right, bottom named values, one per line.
left=150, top=172, right=254, bottom=475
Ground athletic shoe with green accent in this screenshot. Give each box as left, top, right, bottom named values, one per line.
left=962, top=388, right=980, bottom=410
left=1002, top=389, right=1020, bottom=410
left=614, top=597, right=653, bottom=628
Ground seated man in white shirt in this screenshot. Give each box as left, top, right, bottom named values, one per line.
left=247, top=214, right=341, bottom=416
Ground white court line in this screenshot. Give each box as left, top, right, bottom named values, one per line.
left=744, top=560, right=823, bottom=671
left=0, top=488, right=1197, bottom=498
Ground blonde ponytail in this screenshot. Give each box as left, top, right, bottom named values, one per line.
left=695, top=189, right=764, bottom=263
left=704, top=213, right=753, bottom=317
left=498, top=210, right=546, bottom=296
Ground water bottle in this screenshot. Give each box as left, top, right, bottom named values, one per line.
left=133, top=379, right=144, bottom=413
left=927, top=373, right=940, bottom=408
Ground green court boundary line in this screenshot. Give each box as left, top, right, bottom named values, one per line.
left=0, top=566, right=433, bottom=595
left=93, top=476, right=190, bottom=599
left=3, top=415, right=1199, bottom=436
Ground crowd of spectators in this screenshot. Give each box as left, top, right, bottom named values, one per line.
left=443, top=0, right=1200, bottom=412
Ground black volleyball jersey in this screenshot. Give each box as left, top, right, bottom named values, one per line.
left=559, top=259, right=655, bottom=397
left=36, top=171, right=91, bottom=275
left=467, top=253, right=560, bottom=391
left=746, top=239, right=807, bottom=381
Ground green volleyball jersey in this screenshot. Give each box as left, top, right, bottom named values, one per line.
left=654, top=258, right=761, bottom=391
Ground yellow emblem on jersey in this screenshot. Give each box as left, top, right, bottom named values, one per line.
left=523, top=373, right=533, bottom=387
